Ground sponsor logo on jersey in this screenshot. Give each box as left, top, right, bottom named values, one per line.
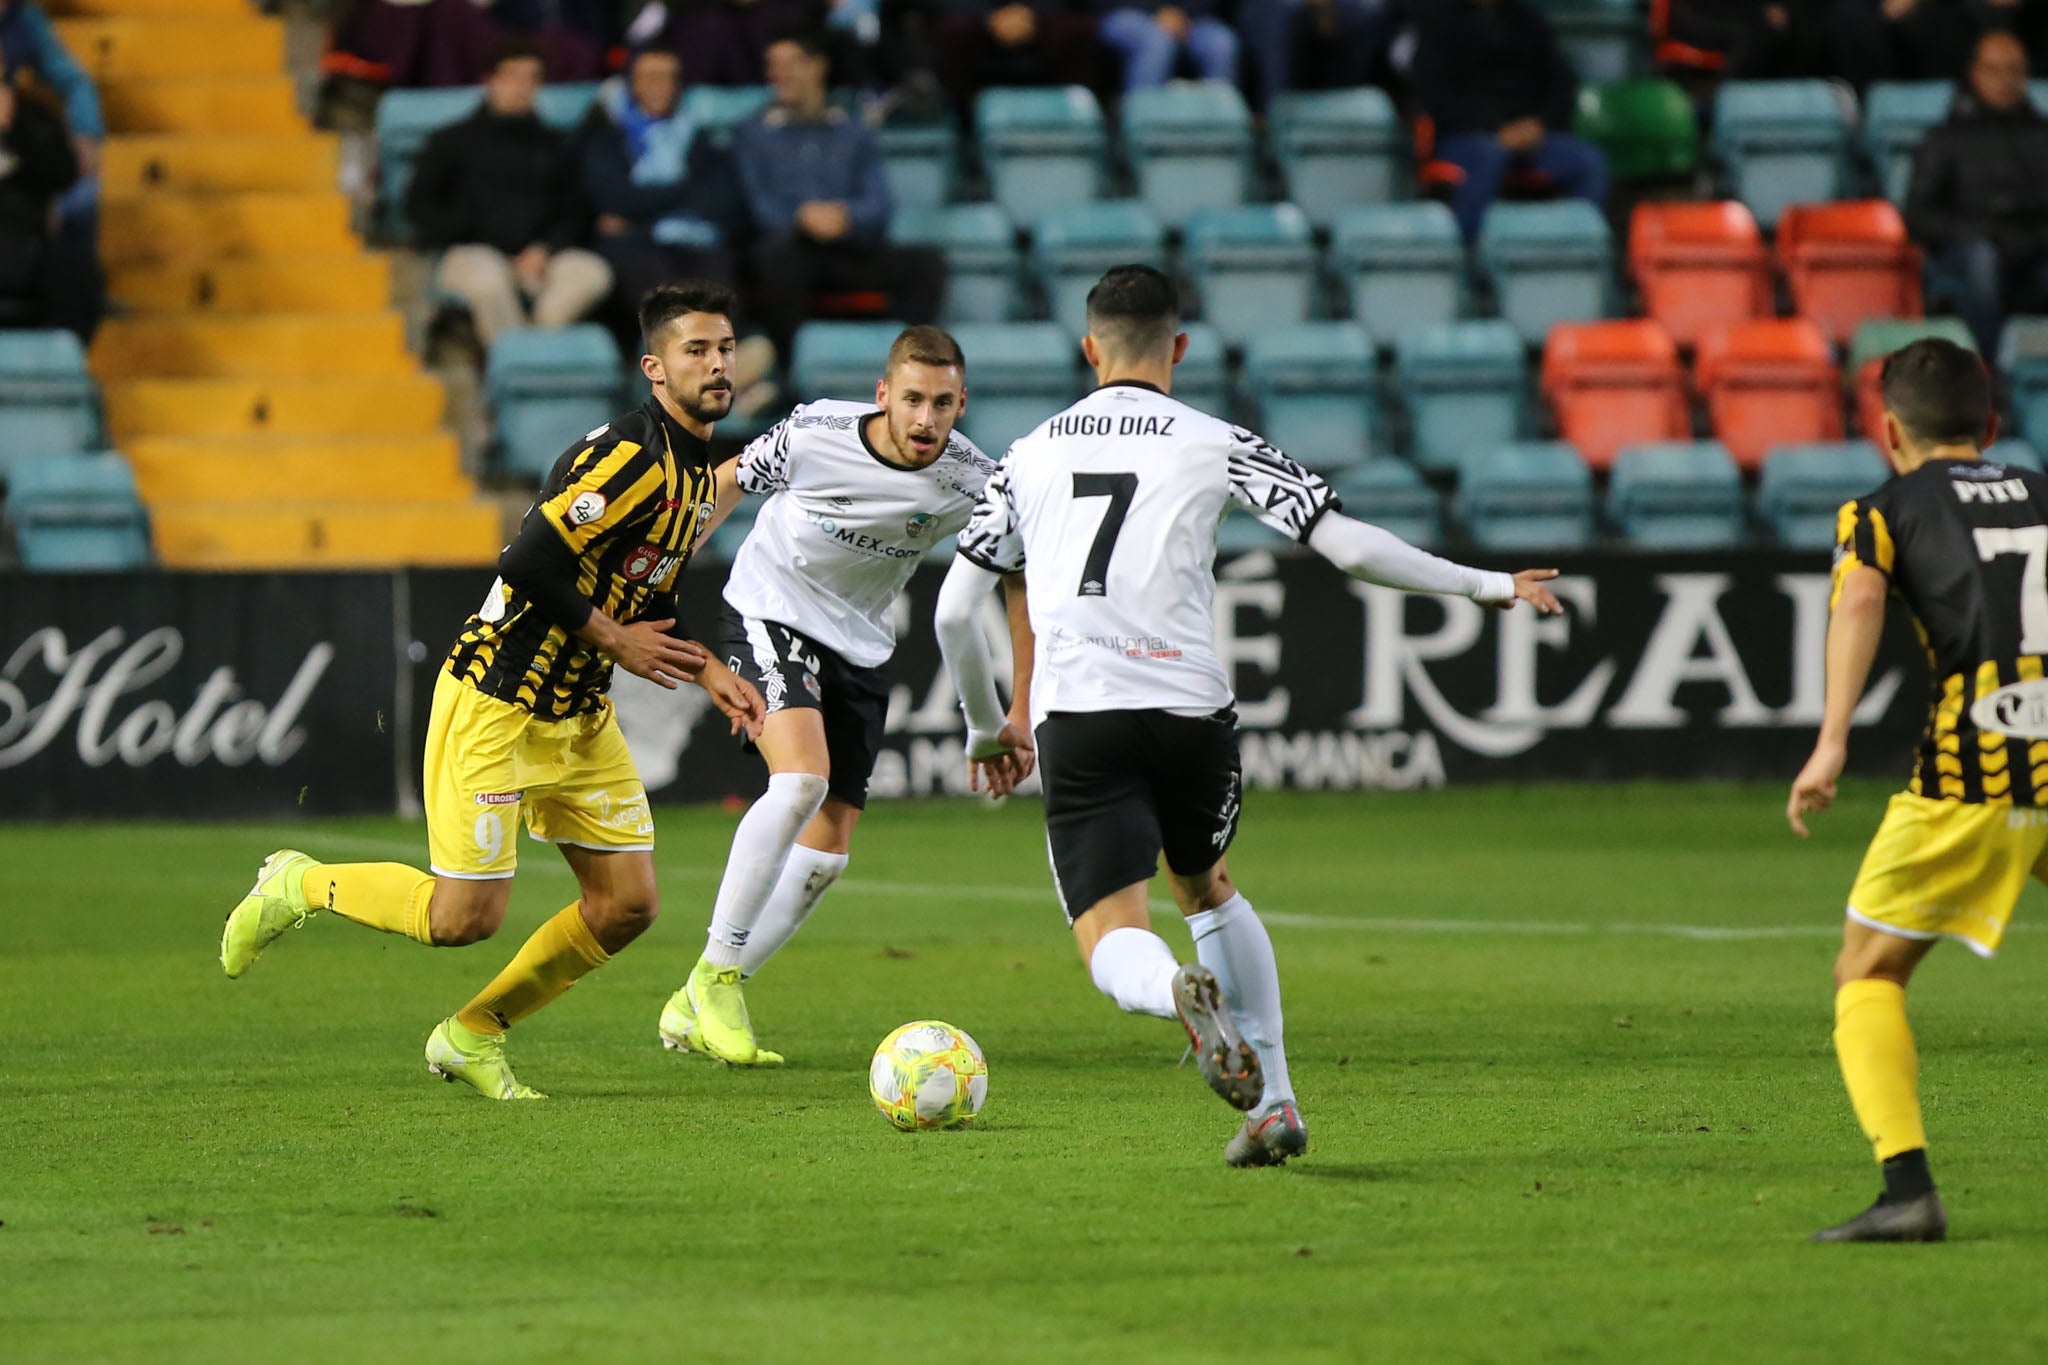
left=1971, top=678, right=2048, bottom=737
left=474, top=791, right=523, bottom=806
left=905, top=512, right=937, bottom=539
left=568, top=491, right=608, bottom=526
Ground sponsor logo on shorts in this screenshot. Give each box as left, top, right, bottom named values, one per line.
left=803, top=672, right=823, bottom=701
left=474, top=791, right=523, bottom=806
left=567, top=491, right=608, bottom=526
left=1971, top=678, right=2048, bottom=738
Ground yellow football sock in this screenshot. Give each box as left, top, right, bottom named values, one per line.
left=303, top=862, right=434, bottom=945
left=455, top=902, right=610, bottom=1037
left=1833, top=978, right=1928, bottom=1163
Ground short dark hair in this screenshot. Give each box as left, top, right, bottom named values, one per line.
left=886, top=325, right=965, bottom=376
left=488, top=38, right=545, bottom=76
left=639, top=279, right=736, bottom=349
left=767, top=29, right=831, bottom=63
left=1880, top=338, right=1994, bottom=447
left=1085, top=264, right=1181, bottom=358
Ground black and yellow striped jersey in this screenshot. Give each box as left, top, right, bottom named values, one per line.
left=1836, top=456, right=2048, bottom=804
left=447, top=398, right=718, bottom=720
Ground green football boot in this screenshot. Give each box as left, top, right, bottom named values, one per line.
left=425, top=1017, right=546, bottom=1100
left=219, top=849, right=319, bottom=978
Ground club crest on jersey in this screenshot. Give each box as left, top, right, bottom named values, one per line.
left=905, top=512, right=937, bottom=539
left=622, top=543, right=662, bottom=581
left=567, top=491, right=608, bottom=526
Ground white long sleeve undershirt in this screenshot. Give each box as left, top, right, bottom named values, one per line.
left=1306, top=512, right=1517, bottom=604
left=934, top=555, right=1011, bottom=746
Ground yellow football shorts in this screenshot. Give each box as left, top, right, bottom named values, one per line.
left=1846, top=791, right=2048, bottom=957
left=423, top=671, right=653, bottom=880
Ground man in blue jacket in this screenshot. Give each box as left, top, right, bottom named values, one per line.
left=732, top=30, right=945, bottom=356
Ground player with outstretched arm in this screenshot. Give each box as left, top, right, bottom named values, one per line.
left=932, top=265, right=1562, bottom=1165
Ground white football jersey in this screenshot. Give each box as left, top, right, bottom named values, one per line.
left=725, top=399, right=997, bottom=667
left=958, top=380, right=1338, bottom=723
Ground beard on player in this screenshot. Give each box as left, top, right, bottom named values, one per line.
left=669, top=370, right=734, bottom=426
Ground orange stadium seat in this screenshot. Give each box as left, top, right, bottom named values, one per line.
left=1541, top=320, right=1690, bottom=471
left=1776, top=200, right=1923, bottom=346
left=1695, top=318, right=1843, bottom=470
left=1628, top=201, right=1773, bottom=347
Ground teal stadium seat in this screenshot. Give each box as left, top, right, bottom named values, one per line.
left=1328, top=460, right=1444, bottom=548
left=792, top=320, right=910, bottom=400
left=1331, top=202, right=1466, bottom=348
left=1455, top=442, right=1597, bottom=550
left=1172, top=324, right=1232, bottom=419
left=1479, top=201, right=1616, bottom=345
left=1243, top=322, right=1377, bottom=473
left=1396, top=321, right=1527, bottom=475
left=1032, top=200, right=1169, bottom=337
left=1121, top=83, right=1254, bottom=229
left=893, top=203, right=1020, bottom=324
left=1863, top=82, right=1952, bottom=204
left=0, top=329, right=97, bottom=458
left=878, top=119, right=959, bottom=215
left=1184, top=204, right=1319, bottom=345
left=0, top=408, right=94, bottom=493
left=947, top=322, right=1080, bottom=456
left=485, top=325, right=625, bottom=479
left=679, top=84, right=772, bottom=131
left=1757, top=441, right=1891, bottom=550
left=1711, top=80, right=1852, bottom=230
left=1987, top=440, right=2043, bottom=472
left=1533, top=0, right=1646, bottom=84
left=975, top=87, right=1109, bottom=225
left=1606, top=441, right=1748, bottom=549
left=6, top=452, right=151, bottom=570
left=1271, top=89, right=1404, bottom=229
left=2000, top=317, right=2048, bottom=444
left=1215, top=505, right=1292, bottom=554
left=702, top=498, right=758, bottom=564
left=376, top=84, right=598, bottom=237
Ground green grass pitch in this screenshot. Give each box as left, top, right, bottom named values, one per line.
left=4, top=782, right=2047, bottom=1364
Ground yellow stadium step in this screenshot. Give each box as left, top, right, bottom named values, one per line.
left=92, top=312, right=412, bottom=380
left=53, top=17, right=283, bottom=82
left=109, top=254, right=391, bottom=314
left=48, top=0, right=252, bottom=18
left=125, top=434, right=471, bottom=504
left=102, top=191, right=354, bottom=264
left=100, top=77, right=302, bottom=136
left=152, top=500, right=504, bottom=570
left=102, top=134, right=339, bottom=197
left=104, top=374, right=447, bottom=441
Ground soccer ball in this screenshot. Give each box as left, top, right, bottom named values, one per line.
left=869, top=1020, right=988, bottom=1131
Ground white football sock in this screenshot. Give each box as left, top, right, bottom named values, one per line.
left=1087, top=926, right=1180, bottom=1019
left=1187, top=892, right=1293, bottom=1109
left=702, top=772, right=829, bottom=968
left=739, top=843, right=848, bottom=979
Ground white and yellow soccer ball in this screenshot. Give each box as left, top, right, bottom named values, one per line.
left=869, top=1020, right=988, bottom=1131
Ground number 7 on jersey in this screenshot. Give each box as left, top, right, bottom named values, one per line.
left=1073, top=472, right=1137, bottom=597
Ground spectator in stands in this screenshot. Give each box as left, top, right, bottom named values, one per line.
left=1661, top=3, right=1835, bottom=80
left=0, top=1, right=99, bottom=182
left=625, top=0, right=824, bottom=86
left=330, top=0, right=605, bottom=88
left=407, top=41, right=612, bottom=348
left=1238, top=0, right=1394, bottom=109
left=733, top=31, right=946, bottom=355
left=1833, top=0, right=1997, bottom=89
left=1410, top=0, right=1608, bottom=242
left=1907, top=30, right=2048, bottom=353
left=924, top=2, right=1104, bottom=116
left=0, top=56, right=99, bottom=340
left=1096, top=1, right=1237, bottom=91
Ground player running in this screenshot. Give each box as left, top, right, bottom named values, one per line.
left=932, top=265, right=1562, bottom=1165
left=1788, top=338, right=2045, bottom=1243
left=656, top=325, right=1026, bottom=1065
left=219, top=281, right=765, bottom=1099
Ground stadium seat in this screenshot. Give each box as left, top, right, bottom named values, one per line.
left=1711, top=80, right=1851, bottom=229
left=1849, top=317, right=1977, bottom=439
left=1454, top=442, right=1597, bottom=550
left=1776, top=201, right=1923, bottom=346
left=1757, top=442, right=1891, bottom=550
left=0, top=407, right=94, bottom=475
left=102, top=191, right=353, bottom=265
left=975, top=87, right=1109, bottom=225
left=702, top=498, right=758, bottom=564
left=1607, top=441, right=1748, bottom=549
left=893, top=203, right=1020, bottom=324
left=1173, top=323, right=1232, bottom=419
left=108, top=253, right=392, bottom=315
left=1536, top=0, right=1646, bottom=83
left=1575, top=79, right=1698, bottom=183
left=535, top=83, right=601, bottom=130
left=946, top=322, right=1080, bottom=456
left=1627, top=201, right=1772, bottom=347
left=1541, top=319, right=1689, bottom=472
left=1243, top=323, right=1377, bottom=472
left=1327, top=460, right=1444, bottom=548
left=5, top=451, right=152, bottom=570
left=101, top=132, right=340, bottom=196
left=0, top=330, right=97, bottom=449
left=2001, top=317, right=2048, bottom=443
left=1183, top=205, right=1320, bottom=346
left=90, top=313, right=410, bottom=381
left=681, top=85, right=773, bottom=131
left=792, top=321, right=910, bottom=401
left=102, top=374, right=445, bottom=442
left=50, top=15, right=281, bottom=82
left=879, top=120, right=958, bottom=215
left=1695, top=319, right=1842, bottom=471
left=1215, top=505, right=1293, bottom=554
left=1270, top=88, right=1405, bottom=229
left=1330, top=203, right=1466, bottom=349
left=1987, top=439, right=2043, bottom=472
left=1863, top=81, right=1953, bottom=204
left=1031, top=200, right=1167, bottom=337
left=484, top=325, right=624, bottom=479
left=100, top=74, right=301, bottom=136
left=1121, top=84, right=1254, bottom=229
left=1478, top=201, right=1616, bottom=345
left=1395, top=321, right=1527, bottom=475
